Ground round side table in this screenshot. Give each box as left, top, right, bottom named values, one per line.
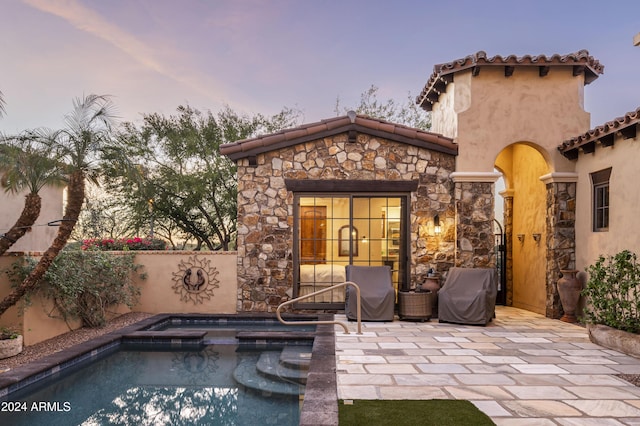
left=398, top=290, right=432, bottom=321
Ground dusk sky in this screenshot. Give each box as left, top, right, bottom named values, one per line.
left=1, top=0, right=638, bottom=135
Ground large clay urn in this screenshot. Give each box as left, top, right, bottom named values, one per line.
left=558, top=269, right=581, bottom=323
left=421, top=274, right=441, bottom=317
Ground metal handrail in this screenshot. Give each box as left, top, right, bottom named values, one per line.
left=276, top=281, right=362, bottom=335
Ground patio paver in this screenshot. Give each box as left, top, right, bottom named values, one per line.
left=335, top=306, right=640, bottom=424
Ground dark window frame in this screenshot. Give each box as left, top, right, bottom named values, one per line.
left=292, top=191, right=410, bottom=310
left=591, top=168, right=611, bottom=232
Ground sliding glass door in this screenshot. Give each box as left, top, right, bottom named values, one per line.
left=294, top=193, right=408, bottom=308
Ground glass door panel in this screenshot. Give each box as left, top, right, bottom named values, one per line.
left=296, top=194, right=408, bottom=306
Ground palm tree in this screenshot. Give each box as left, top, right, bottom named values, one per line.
left=0, top=134, right=66, bottom=255
left=0, top=94, right=117, bottom=317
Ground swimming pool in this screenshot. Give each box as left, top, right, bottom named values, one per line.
left=0, top=314, right=328, bottom=426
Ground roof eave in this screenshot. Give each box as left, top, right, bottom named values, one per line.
left=221, top=115, right=458, bottom=161
left=417, top=50, right=604, bottom=111
left=559, top=107, right=640, bottom=159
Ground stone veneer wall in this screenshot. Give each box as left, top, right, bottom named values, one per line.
left=502, top=192, right=514, bottom=306
left=545, top=181, right=577, bottom=318
left=235, top=133, right=456, bottom=312
left=454, top=181, right=496, bottom=268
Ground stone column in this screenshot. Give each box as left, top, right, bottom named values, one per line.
left=540, top=173, right=578, bottom=319
left=451, top=172, right=501, bottom=268
left=500, top=189, right=514, bottom=306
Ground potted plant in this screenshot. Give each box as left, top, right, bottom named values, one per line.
left=581, top=250, right=640, bottom=357
left=0, top=326, right=23, bottom=359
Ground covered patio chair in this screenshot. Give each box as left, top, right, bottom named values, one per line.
left=438, top=267, right=498, bottom=325
left=344, top=265, right=395, bottom=321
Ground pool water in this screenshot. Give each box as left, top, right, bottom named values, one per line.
left=1, top=320, right=315, bottom=426
left=2, top=344, right=308, bottom=426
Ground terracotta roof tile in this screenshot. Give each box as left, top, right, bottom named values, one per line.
left=260, top=134, right=283, bottom=147
left=324, top=116, right=351, bottom=130
left=284, top=128, right=308, bottom=141
left=558, top=106, right=640, bottom=158
left=239, top=138, right=264, bottom=152
left=220, top=113, right=457, bottom=160
left=394, top=126, right=417, bottom=139
left=378, top=122, right=395, bottom=134
left=417, top=50, right=604, bottom=111
left=306, top=122, right=329, bottom=135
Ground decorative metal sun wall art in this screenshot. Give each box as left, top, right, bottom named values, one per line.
left=171, top=255, right=220, bottom=304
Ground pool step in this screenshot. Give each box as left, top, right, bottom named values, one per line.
left=279, top=345, right=313, bottom=370
left=233, top=352, right=306, bottom=396
left=236, top=331, right=316, bottom=343
left=256, top=351, right=308, bottom=385
left=122, top=330, right=206, bottom=347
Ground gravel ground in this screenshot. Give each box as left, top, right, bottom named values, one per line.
left=0, top=312, right=153, bottom=373
left=620, top=374, right=640, bottom=387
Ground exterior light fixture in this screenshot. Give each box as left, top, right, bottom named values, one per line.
left=517, top=234, right=525, bottom=243
left=361, top=235, right=368, bottom=244
left=532, top=233, right=541, bottom=244
left=434, top=214, right=441, bottom=235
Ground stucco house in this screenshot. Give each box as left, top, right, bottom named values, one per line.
left=222, top=49, right=639, bottom=320
left=561, top=107, right=640, bottom=277
left=3, top=49, right=635, bottom=322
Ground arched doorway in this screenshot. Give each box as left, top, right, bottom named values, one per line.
left=495, top=143, right=550, bottom=315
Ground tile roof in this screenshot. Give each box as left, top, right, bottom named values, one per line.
left=220, top=113, right=457, bottom=161
left=558, top=106, right=640, bottom=159
left=417, top=50, right=604, bottom=111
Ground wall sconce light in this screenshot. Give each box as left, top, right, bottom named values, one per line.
left=434, top=214, right=441, bottom=235
left=532, top=233, right=541, bottom=244
left=517, top=234, right=525, bottom=244
left=361, top=235, right=368, bottom=244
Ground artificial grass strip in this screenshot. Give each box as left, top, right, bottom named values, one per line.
left=338, top=399, right=495, bottom=426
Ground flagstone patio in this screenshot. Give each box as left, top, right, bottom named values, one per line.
left=334, top=306, right=640, bottom=425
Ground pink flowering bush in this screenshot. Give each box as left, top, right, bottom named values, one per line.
left=81, top=237, right=167, bottom=251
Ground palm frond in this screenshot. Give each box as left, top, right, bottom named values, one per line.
left=0, top=132, right=66, bottom=194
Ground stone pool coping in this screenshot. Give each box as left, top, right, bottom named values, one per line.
left=0, top=312, right=339, bottom=426
left=299, top=315, right=339, bottom=426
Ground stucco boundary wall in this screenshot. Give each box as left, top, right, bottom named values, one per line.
left=0, top=251, right=238, bottom=346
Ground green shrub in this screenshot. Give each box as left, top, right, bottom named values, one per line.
left=8, top=251, right=145, bottom=328
left=0, top=326, right=19, bottom=340
left=582, top=250, right=640, bottom=333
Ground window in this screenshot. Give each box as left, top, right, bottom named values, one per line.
left=591, top=168, right=611, bottom=232
left=294, top=194, right=408, bottom=308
